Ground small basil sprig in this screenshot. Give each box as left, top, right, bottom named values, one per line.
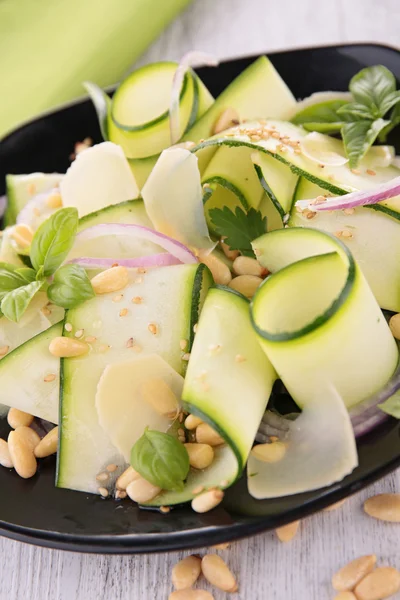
left=47, top=264, right=95, bottom=309
left=291, top=65, right=400, bottom=168
left=0, top=207, right=94, bottom=322
left=131, top=429, right=190, bottom=492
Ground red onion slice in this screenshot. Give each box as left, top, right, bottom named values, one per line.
left=169, top=51, right=219, bottom=144
left=296, top=175, right=400, bottom=212
left=75, top=223, right=198, bottom=264
left=68, top=254, right=181, bottom=269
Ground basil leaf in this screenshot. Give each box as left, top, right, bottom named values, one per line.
left=47, top=264, right=95, bottom=309
left=30, top=207, right=79, bottom=277
left=379, top=391, right=400, bottom=419
left=291, top=98, right=348, bottom=133
left=131, top=429, right=190, bottom=492
left=379, top=90, right=400, bottom=117
left=83, top=81, right=111, bottom=141
left=337, top=102, right=374, bottom=120
left=378, top=102, right=400, bottom=142
left=341, top=118, right=390, bottom=168
left=350, top=65, right=396, bottom=116
left=0, top=264, right=27, bottom=296
left=15, top=267, right=37, bottom=283
left=1, top=280, right=44, bottom=323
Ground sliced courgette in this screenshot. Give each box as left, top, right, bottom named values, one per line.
left=252, top=151, right=298, bottom=219
left=57, top=264, right=213, bottom=494
left=251, top=228, right=398, bottom=409
left=5, top=173, right=63, bottom=227
left=290, top=177, right=400, bottom=311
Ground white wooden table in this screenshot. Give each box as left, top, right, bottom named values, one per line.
left=1, top=0, right=399, bottom=598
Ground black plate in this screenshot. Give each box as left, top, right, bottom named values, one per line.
left=1, top=43, right=400, bottom=554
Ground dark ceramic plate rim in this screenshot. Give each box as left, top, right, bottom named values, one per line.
left=0, top=42, right=399, bottom=554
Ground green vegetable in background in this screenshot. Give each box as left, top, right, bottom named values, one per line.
left=0, top=0, right=192, bottom=138
left=131, top=429, right=190, bottom=492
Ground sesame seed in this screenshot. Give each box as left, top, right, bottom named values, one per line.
left=178, top=412, right=184, bottom=423
left=27, top=183, right=36, bottom=195
left=99, top=344, right=110, bottom=353
left=112, top=294, right=123, bottom=303
left=135, top=277, right=143, bottom=284
left=334, top=231, right=342, bottom=238
left=343, top=208, right=355, bottom=215
left=148, top=323, right=158, bottom=335
left=295, top=206, right=304, bottom=213
left=98, top=487, right=109, bottom=498
left=351, top=168, right=361, bottom=175
left=182, top=353, right=191, bottom=361
left=208, top=344, right=221, bottom=354
left=341, top=229, right=353, bottom=239
left=132, top=345, right=142, bottom=353
left=366, top=169, right=376, bottom=176
left=64, top=323, right=73, bottom=332
left=178, top=428, right=185, bottom=437
left=0, top=346, right=10, bottom=356
left=271, top=131, right=280, bottom=139
left=220, top=479, right=229, bottom=487
left=41, top=307, right=51, bottom=316
left=294, top=148, right=302, bottom=154
left=111, top=263, right=119, bottom=268
left=96, top=472, right=109, bottom=482
left=137, top=267, right=147, bottom=274
left=115, top=490, right=127, bottom=500
left=305, top=209, right=317, bottom=220
left=192, top=485, right=205, bottom=495
left=203, top=182, right=211, bottom=189
left=254, top=248, right=261, bottom=257
left=250, top=134, right=261, bottom=141
left=160, top=506, right=170, bottom=514
left=106, top=464, right=117, bottom=473
left=44, top=373, right=56, bottom=383
left=180, top=339, right=188, bottom=350
left=75, top=329, right=84, bottom=338
left=235, top=354, right=246, bottom=363
left=85, top=336, right=97, bottom=343
left=318, top=164, right=325, bottom=169
left=193, top=323, right=198, bottom=333
left=119, top=308, right=128, bottom=317
left=126, top=337, right=134, bottom=348
left=131, top=296, right=143, bottom=304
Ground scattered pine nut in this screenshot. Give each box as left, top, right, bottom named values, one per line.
left=184, top=443, right=214, bottom=469
left=232, top=256, right=264, bottom=277
left=334, top=593, right=357, bottom=600
left=96, top=472, right=109, bottom=482
left=91, top=266, right=129, bottom=295
left=85, top=336, right=97, bottom=343
left=116, top=466, right=141, bottom=490
left=7, top=408, right=34, bottom=429
left=49, top=336, right=89, bottom=358
left=341, top=229, right=353, bottom=239
left=172, top=555, right=202, bottom=590
left=229, top=275, right=263, bottom=298
left=131, top=296, right=143, bottom=304
left=201, top=554, right=238, bottom=592
left=106, top=463, right=117, bottom=473
left=185, top=415, right=203, bottom=430
left=46, top=191, right=62, bottom=209
left=366, top=169, right=376, bottom=176
left=0, top=345, right=10, bottom=357
left=160, top=506, right=170, bottom=514
left=191, top=489, right=224, bottom=513
left=196, top=423, right=224, bottom=447
left=0, top=439, right=13, bottom=468
left=354, top=566, right=400, bottom=600
left=119, top=308, right=129, bottom=317
left=126, top=478, right=161, bottom=503
left=169, top=590, right=214, bottom=600
left=332, top=555, right=377, bottom=591
left=343, top=208, right=355, bottom=215
left=11, top=224, right=33, bottom=248
left=276, top=520, right=300, bottom=542
left=98, top=487, right=109, bottom=498
left=389, top=313, right=400, bottom=340
left=141, top=379, right=179, bottom=418
left=64, top=323, right=73, bottom=332
left=182, top=353, right=191, bottom=361
left=115, top=490, right=127, bottom=500
left=251, top=442, right=286, bottom=463
left=198, top=251, right=232, bottom=286
left=324, top=498, right=346, bottom=511
left=34, top=426, right=58, bottom=458
left=112, top=294, right=123, bottom=303
left=220, top=238, right=239, bottom=261
left=74, top=329, right=84, bottom=338
left=8, top=429, right=37, bottom=479
left=364, top=493, right=400, bottom=522
left=212, top=542, right=230, bottom=550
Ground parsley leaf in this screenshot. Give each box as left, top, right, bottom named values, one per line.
left=209, top=206, right=267, bottom=258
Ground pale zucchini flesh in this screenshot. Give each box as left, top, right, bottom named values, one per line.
left=5, top=172, right=63, bottom=227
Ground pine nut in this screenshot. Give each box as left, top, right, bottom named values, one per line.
left=196, top=423, right=224, bottom=447
left=334, top=593, right=357, bottom=600
left=49, top=336, right=89, bottom=358
left=185, top=415, right=203, bottom=430
left=0, top=439, right=13, bottom=468
left=46, top=191, right=63, bottom=209
left=332, top=555, right=377, bottom=591
left=212, top=542, right=230, bottom=550
left=7, top=408, right=34, bottom=429
left=201, top=554, right=238, bottom=592
left=98, top=487, right=109, bottom=498
left=96, top=472, right=109, bottom=482
left=251, top=441, right=286, bottom=463
left=276, top=520, right=300, bottom=542
left=324, top=499, right=346, bottom=511
left=191, top=489, right=224, bottom=513
left=389, top=313, right=400, bottom=339
left=18, top=427, right=41, bottom=451
left=116, top=466, right=141, bottom=490
left=126, top=478, right=161, bottom=503
left=363, top=493, right=400, bottom=522
left=8, top=429, right=37, bottom=478
left=91, top=266, right=129, bottom=294
left=229, top=275, right=263, bottom=298
left=115, top=490, right=127, bottom=499
left=0, top=345, right=10, bottom=357
left=169, top=590, right=214, bottom=600
left=172, top=555, right=202, bottom=590
left=354, top=567, right=400, bottom=600
left=141, top=378, right=179, bottom=418
left=34, top=426, right=58, bottom=458
left=232, top=256, right=264, bottom=277
left=11, top=224, right=33, bottom=248
left=220, top=239, right=239, bottom=261
left=184, top=443, right=214, bottom=469
left=198, top=251, right=232, bottom=285
left=213, top=107, right=240, bottom=134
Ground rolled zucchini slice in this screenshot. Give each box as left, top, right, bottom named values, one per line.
left=290, top=178, right=400, bottom=312
left=109, top=63, right=208, bottom=159
left=251, top=228, right=398, bottom=409
left=252, top=151, right=298, bottom=219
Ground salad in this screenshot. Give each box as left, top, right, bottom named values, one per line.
left=1, top=53, right=400, bottom=513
